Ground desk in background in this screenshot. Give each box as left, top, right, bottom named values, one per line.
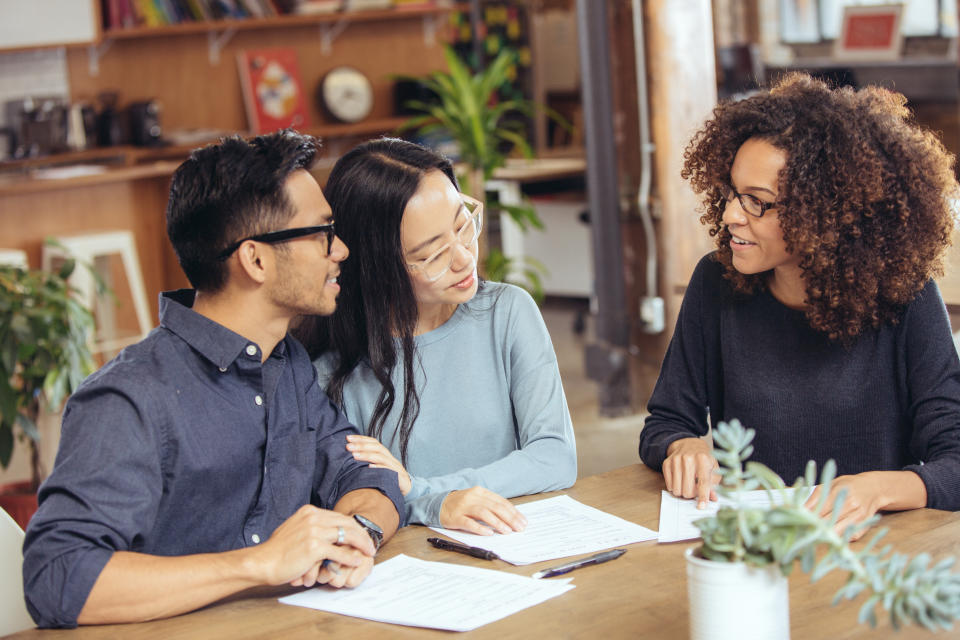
left=7, top=464, right=960, bottom=639
left=488, top=156, right=591, bottom=298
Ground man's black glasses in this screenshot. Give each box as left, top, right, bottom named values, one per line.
left=217, top=223, right=336, bottom=260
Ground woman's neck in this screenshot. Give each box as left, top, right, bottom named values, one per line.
left=768, top=264, right=807, bottom=310
left=413, top=301, right=458, bottom=336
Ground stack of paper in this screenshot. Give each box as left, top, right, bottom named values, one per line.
left=280, top=554, right=574, bottom=632
left=430, top=495, right=657, bottom=565
left=657, top=488, right=811, bottom=543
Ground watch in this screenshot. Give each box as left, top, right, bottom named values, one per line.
left=318, top=66, right=374, bottom=124
left=353, top=514, right=383, bottom=552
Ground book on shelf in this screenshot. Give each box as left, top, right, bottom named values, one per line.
left=104, top=0, right=138, bottom=28
left=237, top=48, right=311, bottom=134
left=343, top=0, right=393, bottom=11
left=293, top=0, right=342, bottom=14
left=393, top=0, right=435, bottom=9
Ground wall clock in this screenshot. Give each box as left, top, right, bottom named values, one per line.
left=318, top=66, right=374, bottom=124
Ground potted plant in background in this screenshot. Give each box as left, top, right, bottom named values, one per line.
left=0, top=256, right=96, bottom=529
left=688, top=419, right=960, bottom=639
left=398, top=45, right=565, bottom=300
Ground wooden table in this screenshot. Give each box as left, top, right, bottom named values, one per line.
left=8, top=464, right=960, bottom=639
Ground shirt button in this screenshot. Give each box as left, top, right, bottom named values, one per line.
left=251, top=534, right=260, bottom=544
left=246, top=344, right=257, bottom=357
left=218, top=366, right=227, bottom=373
left=255, top=395, right=263, bottom=406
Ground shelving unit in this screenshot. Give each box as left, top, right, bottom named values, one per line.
left=101, top=7, right=449, bottom=39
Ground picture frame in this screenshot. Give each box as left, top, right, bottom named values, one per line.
left=833, top=3, right=904, bottom=61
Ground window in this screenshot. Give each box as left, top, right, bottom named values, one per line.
left=780, top=0, right=957, bottom=43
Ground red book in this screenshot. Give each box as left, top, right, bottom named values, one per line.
left=237, top=48, right=311, bottom=134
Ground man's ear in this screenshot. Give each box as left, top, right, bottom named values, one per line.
left=236, top=241, right=270, bottom=285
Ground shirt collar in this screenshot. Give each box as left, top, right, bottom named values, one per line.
left=159, top=289, right=287, bottom=369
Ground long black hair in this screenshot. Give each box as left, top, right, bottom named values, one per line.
left=295, top=138, right=458, bottom=464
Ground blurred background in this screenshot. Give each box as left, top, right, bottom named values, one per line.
left=1, top=0, right=958, bottom=487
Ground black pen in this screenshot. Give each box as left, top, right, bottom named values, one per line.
left=427, top=537, right=500, bottom=561
left=532, top=549, right=627, bottom=579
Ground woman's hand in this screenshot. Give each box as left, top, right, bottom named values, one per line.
left=439, top=487, right=528, bottom=535
left=346, top=435, right=412, bottom=495
left=662, top=437, right=719, bottom=508
left=804, top=471, right=927, bottom=541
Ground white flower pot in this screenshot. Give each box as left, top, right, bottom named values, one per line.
left=685, top=547, right=790, bottom=640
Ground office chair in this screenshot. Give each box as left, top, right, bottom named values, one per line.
left=0, top=506, right=35, bottom=634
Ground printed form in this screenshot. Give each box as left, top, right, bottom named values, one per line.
left=279, top=554, right=574, bottom=632
left=429, top=494, right=657, bottom=565
left=658, top=487, right=812, bottom=543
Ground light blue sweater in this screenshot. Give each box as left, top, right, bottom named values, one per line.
left=314, top=282, right=577, bottom=525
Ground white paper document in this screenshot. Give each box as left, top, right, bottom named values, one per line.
left=279, top=554, right=574, bottom=632
left=657, top=488, right=812, bottom=543
left=429, top=494, right=657, bottom=565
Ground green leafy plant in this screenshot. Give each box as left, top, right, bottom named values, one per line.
left=483, top=248, right=546, bottom=305
left=399, top=46, right=538, bottom=187
left=0, top=256, right=96, bottom=491
left=695, top=419, right=960, bottom=631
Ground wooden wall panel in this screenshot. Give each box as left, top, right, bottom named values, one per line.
left=0, top=175, right=178, bottom=322
left=65, top=19, right=448, bottom=133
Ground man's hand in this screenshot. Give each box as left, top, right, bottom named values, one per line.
left=662, top=437, right=719, bottom=509
left=346, top=435, right=412, bottom=495
left=804, top=471, right=927, bottom=542
left=439, top=487, right=527, bottom=535
left=251, top=505, right=375, bottom=587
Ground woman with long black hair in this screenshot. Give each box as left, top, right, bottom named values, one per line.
left=295, top=138, right=577, bottom=533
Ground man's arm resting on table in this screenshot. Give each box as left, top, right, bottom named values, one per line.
left=76, top=505, right=375, bottom=625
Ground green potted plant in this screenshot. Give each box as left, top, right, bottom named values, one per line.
left=398, top=46, right=563, bottom=294
left=0, top=257, right=96, bottom=529
left=688, top=419, right=960, bottom=639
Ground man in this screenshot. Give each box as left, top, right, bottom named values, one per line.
left=22, top=130, right=402, bottom=628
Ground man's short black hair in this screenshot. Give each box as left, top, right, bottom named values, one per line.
left=166, top=129, right=320, bottom=292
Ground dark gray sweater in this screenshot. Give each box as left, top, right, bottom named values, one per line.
left=640, top=253, right=960, bottom=511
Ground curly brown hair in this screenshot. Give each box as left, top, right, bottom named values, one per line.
left=682, top=72, right=957, bottom=340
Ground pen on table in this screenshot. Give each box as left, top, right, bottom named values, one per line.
left=427, top=537, right=500, bottom=561
left=532, top=549, right=627, bottom=579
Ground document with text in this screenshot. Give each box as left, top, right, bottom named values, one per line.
left=429, top=494, right=657, bottom=565
left=279, top=554, right=574, bottom=632
left=657, top=487, right=812, bottom=543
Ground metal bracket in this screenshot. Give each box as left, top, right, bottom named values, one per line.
left=319, top=18, right=350, bottom=56
left=422, top=14, right=439, bottom=47
left=207, top=28, right=237, bottom=65
left=87, top=39, right=113, bottom=77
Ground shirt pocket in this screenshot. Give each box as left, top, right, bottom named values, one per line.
left=267, top=430, right=317, bottom=517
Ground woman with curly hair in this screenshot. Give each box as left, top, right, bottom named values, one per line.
left=639, top=73, right=960, bottom=533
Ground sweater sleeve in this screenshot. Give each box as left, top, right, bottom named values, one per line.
left=639, top=255, right=719, bottom=471
left=899, top=281, right=960, bottom=510
left=404, top=286, right=578, bottom=525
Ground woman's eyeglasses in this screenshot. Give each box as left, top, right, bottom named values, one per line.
left=406, top=195, right=483, bottom=282
left=722, top=185, right=777, bottom=218
left=217, top=223, right=336, bottom=260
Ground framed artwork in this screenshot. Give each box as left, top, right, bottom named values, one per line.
left=833, top=3, right=904, bottom=61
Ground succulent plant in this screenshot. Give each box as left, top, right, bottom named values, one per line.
left=695, top=419, right=960, bottom=631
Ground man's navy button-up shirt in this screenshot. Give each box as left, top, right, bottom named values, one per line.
left=22, top=290, right=403, bottom=628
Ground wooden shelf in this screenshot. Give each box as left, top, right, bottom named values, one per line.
left=0, top=117, right=411, bottom=177
left=307, top=116, right=411, bottom=138
left=101, top=6, right=452, bottom=40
